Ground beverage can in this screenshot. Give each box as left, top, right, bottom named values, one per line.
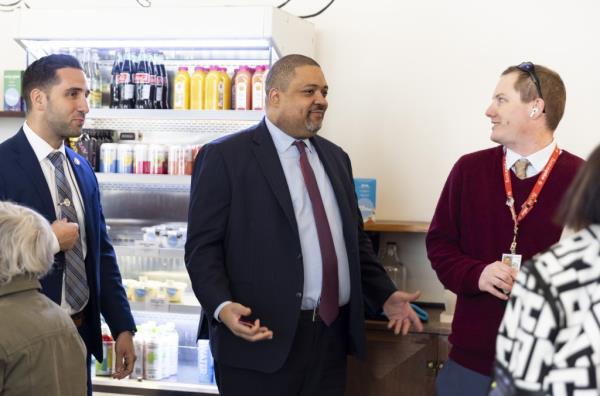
left=117, top=143, right=134, bottom=174
left=99, top=143, right=118, bottom=173
left=184, top=145, right=195, bottom=175
left=149, top=144, right=168, bottom=174
left=134, top=144, right=150, bottom=174
left=168, top=145, right=184, bottom=175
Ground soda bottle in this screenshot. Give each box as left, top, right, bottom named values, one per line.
left=110, top=50, right=123, bottom=109
left=135, top=49, right=152, bottom=109
left=119, top=48, right=135, bottom=109
left=148, top=51, right=157, bottom=109
left=152, top=52, right=163, bottom=109
left=157, top=52, right=170, bottom=109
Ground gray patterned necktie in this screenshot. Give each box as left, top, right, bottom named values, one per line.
left=514, top=158, right=530, bottom=180
left=47, top=151, right=89, bottom=312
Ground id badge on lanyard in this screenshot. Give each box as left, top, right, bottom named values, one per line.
left=501, top=146, right=561, bottom=267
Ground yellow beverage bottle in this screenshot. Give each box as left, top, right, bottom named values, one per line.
left=173, top=66, right=190, bottom=110
left=204, top=66, right=221, bottom=110
left=190, top=66, right=206, bottom=110
left=218, top=67, right=232, bottom=110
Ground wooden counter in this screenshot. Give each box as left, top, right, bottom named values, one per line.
left=347, top=308, right=451, bottom=396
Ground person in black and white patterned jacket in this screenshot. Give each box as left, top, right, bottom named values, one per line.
left=491, top=143, right=600, bottom=396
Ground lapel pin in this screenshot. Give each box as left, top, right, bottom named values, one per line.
left=74, top=158, right=80, bottom=166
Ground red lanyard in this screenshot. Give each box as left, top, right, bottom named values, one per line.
left=502, top=146, right=561, bottom=254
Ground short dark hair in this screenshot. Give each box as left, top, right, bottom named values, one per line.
left=501, top=64, right=566, bottom=131
left=265, top=54, right=320, bottom=94
left=556, top=144, right=600, bottom=231
left=22, top=54, right=82, bottom=113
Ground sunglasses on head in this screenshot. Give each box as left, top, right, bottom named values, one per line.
left=516, top=61, right=544, bottom=101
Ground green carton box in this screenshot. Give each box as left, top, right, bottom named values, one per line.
left=3, top=70, right=24, bottom=111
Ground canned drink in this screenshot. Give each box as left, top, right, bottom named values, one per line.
left=134, top=144, right=150, bottom=174
left=117, top=143, right=134, bottom=174
left=184, top=145, right=195, bottom=175
left=95, top=340, right=115, bottom=376
left=148, top=144, right=168, bottom=175
left=99, top=143, right=118, bottom=173
left=192, top=145, right=203, bottom=162
left=168, top=145, right=185, bottom=175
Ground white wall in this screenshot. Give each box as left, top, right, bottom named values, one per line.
left=2, top=0, right=597, bottom=220
left=1, top=0, right=599, bottom=302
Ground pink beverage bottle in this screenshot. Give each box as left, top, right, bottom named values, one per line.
left=134, top=144, right=150, bottom=174
left=252, top=65, right=267, bottom=110
left=234, top=66, right=253, bottom=110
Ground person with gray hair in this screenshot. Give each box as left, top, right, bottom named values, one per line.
left=0, top=201, right=86, bottom=396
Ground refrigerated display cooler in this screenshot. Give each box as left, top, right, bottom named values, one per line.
left=13, top=5, right=315, bottom=395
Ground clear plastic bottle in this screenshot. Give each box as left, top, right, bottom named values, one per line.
left=378, top=242, right=407, bottom=291
left=89, top=49, right=102, bottom=108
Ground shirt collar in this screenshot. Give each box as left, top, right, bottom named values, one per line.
left=505, top=138, right=557, bottom=173
left=264, top=116, right=314, bottom=155
left=22, top=121, right=66, bottom=163
left=0, top=274, right=41, bottom=298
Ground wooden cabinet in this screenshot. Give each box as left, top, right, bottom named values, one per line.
left=346, top=316, right=450, bottom=396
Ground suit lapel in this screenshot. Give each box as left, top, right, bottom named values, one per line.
left=251, top=121, right=299, bottom=236
left=13, top=130, right=56, bottom=220
left=311, top=138, right=355, bottom=235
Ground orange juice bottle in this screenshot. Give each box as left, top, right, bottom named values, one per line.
left=204, top=66, right=221, bottom=110
left=218, top=67, right=231, bottom=110
left=173, top=66, right=190, bottom=110
left=252, top=65, right=268, bottom=110
left=190, top=66, right=206, bottom=110
left=233, top=66, right=253, bottom=110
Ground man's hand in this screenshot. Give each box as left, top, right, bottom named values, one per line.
left=383, top=290, right=424, bottom=335
left=113, top=331, right=136, bottom=379
left=51, top=218, right=79, bottom=251
left=478, top=261, right=517, bottom=300
left=219, top=302, right=273, bottom=342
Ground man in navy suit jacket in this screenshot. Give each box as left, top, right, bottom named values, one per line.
left=0, top=54, right=136, bottom=394
left=185, top=54, right=423, bottom=396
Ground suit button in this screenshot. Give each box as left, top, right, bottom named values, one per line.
left=296, top=292, right=302, bottom=298
left=297, top=253, right=302, bottom=260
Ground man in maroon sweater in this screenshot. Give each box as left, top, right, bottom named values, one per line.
left=426, top=63, right=584, bottom=396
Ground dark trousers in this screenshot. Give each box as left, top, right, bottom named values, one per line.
left=215, top=307, right=349, bottom=396
left=436, top=359, right=492, bottom=396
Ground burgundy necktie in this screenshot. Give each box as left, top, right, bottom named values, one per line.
left=293, top=140, right=339, bottom=325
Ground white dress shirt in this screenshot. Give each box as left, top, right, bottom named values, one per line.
left=214, top=118, right=352, bottom=320
left=23, top=121, right=88, bottom=314
left=505, top=139, right=557, bottom=178
left=265, top=117, right=351, bottom=310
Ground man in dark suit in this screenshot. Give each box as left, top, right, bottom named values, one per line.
left=185, top=54, right=423, bottom=396
left=0, top=54, right=136, bottom=395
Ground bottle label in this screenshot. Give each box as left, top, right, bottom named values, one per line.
left=124, top=84, right=135, bottom=100
left=252, top=82, right=263, bottom=110
left=218, top=81, right=224, bottom=109
left=174, top=82, right=185, bottom=108
left=235, top=84, right=248, bottom=110
left=118, top=72, right=131, bottom=84
left=135, top=73, right=150, bottom=84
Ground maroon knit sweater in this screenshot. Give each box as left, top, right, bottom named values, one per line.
left=426, top=145, right=583, bottom=376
